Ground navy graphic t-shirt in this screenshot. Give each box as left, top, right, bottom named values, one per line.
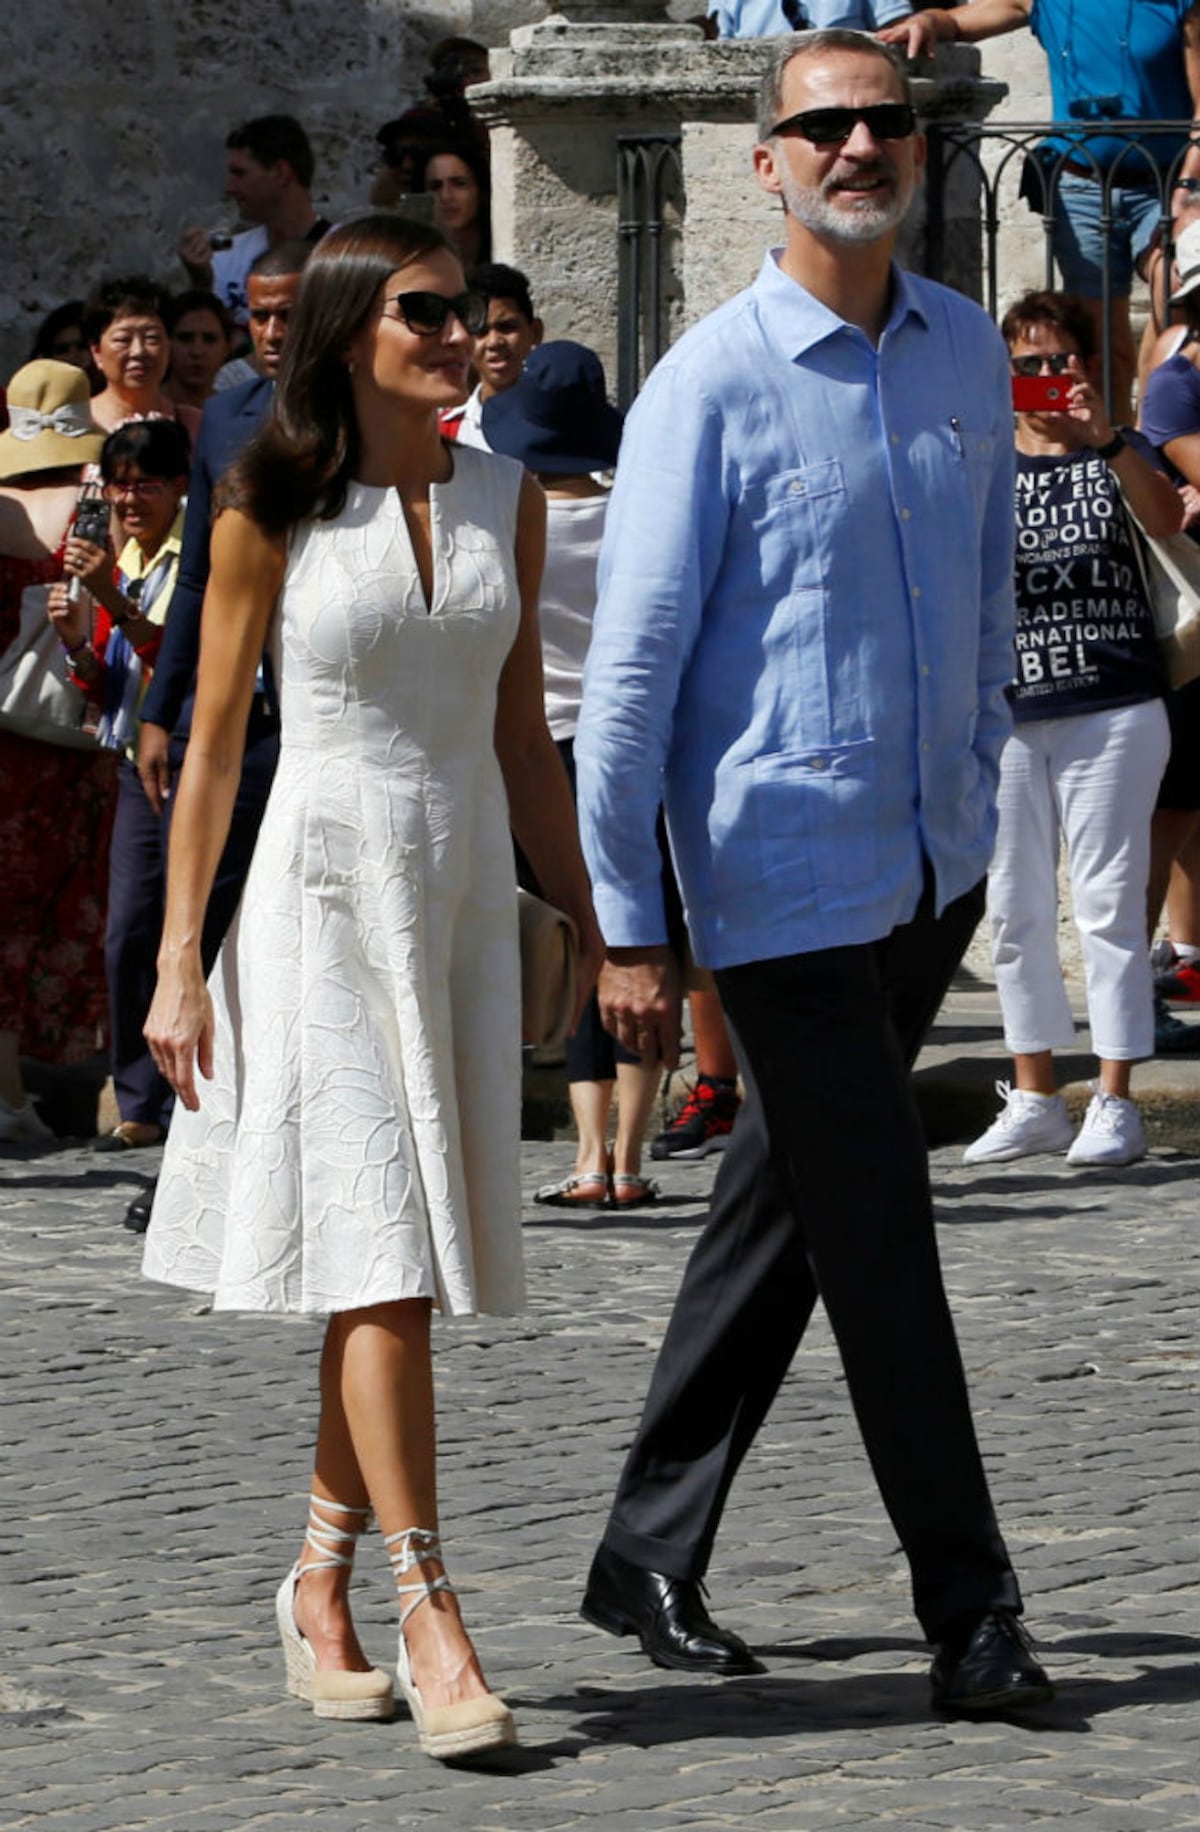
left=1010, top=442, right=1164, bottom=722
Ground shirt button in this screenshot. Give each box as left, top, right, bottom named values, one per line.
left=789, top=480, right=805, bottom=495
left=921, top=663, right=931, bottom=676
left=901, top=507, right=911, bottom=520
left=911, top=585, right=922, bottom=598
left=921, top=741, right=931, bottom=753
left=810, top=754, right=826, bottom=770
left=890, top=433, right=900, bottom=446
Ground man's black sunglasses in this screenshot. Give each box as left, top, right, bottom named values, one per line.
left=768, top=103, right=917, bottom=147
left=1010, top=353, right=1074, bottom=376
left=383, top=289, right=489, bottom=337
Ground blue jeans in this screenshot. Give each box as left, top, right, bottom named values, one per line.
left=1053, top=173, right=1162, bottom=298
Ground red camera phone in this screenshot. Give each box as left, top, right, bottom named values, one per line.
left=1012, top=374, right=1069, bottom=412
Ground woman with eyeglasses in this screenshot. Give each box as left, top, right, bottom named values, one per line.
left=964, top=291, right=1180, bottom=1170
left=141, top=214, right=600, bottom=1760
left=46, top=419, right=192, bottom=1151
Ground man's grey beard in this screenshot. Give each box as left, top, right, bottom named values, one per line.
left=778, top=161, right=913, bottom=243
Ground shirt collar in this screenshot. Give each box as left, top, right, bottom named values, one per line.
left=754, top=247, right=930, bottom=359
left=117, top=507, right=184, bottom=582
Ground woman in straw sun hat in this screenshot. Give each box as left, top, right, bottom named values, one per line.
left=0, top=360, right=115, bottom=1144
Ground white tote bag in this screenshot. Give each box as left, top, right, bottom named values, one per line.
left=0, top=582, right=96, bottom=749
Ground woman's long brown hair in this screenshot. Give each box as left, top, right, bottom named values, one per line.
left=222, top=212, right=454, bottom=535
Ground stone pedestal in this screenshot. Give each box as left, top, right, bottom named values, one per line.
left=472, top=10, right=1008, bottom=392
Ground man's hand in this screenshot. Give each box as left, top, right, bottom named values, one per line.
left=138, top=720, right=171, bottom=816
left=599, top=945, right=683, bottom=1070
left=178, top=226, right=215, bottom=288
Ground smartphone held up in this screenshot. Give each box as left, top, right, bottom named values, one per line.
left=1012, top=373, right=1070, bottom=413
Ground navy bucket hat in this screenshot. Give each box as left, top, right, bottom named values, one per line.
left=481, top=340, right=623, bottom=474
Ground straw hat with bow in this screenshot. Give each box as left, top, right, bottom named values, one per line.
left=0, top=360, right=104, bottom=481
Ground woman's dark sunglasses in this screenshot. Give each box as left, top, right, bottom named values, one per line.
left=768, top=103, right=917, bottom=146
left=1010, top=353, right=1074, bottom=377
left=384, top=290, right=488, bottom=337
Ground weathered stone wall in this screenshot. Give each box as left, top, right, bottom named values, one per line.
left=0, top=0, right=549, bottom=379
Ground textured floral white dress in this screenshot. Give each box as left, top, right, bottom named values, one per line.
left=143, top=445, right=526, bottom=1317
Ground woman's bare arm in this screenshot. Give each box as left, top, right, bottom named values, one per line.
left=145, top=508, right=284, bottom=1107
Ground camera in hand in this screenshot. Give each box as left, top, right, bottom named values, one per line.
left=73, top=494, right=111, bottom=548
left=67, top=490, right=112, bottom=604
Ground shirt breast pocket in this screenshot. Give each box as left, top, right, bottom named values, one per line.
left=751, top=461, right=847, bottom=589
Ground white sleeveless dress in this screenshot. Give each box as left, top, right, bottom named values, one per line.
left=143, top=446, right=526, bottom=1317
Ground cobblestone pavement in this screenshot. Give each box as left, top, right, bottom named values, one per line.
left=1, top=1126, right=1197, bottom=1831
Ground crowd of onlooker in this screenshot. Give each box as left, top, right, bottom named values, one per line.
left=0, top=11, right=1197, bottom=1184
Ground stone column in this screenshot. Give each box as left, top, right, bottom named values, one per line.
left=472, top=11, right=1008, bottom=387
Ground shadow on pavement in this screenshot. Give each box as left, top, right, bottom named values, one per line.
left=523, top=1199, right=710, bottom=1231
left=0, top=1167, right=154, bottom=1192
left=535, top=1648, right=1199, bottom=1746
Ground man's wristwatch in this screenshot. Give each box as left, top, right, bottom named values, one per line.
left=1096, top=432, right=1126, bottom=462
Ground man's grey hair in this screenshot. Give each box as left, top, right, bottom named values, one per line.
left=755, top=29, right=913, bottom=143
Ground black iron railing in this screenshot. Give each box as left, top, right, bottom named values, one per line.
left=616, top=134, right=682, bottom=410
left=924, top=119, right=1196, bottom=411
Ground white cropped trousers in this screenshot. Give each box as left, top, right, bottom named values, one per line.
left=987, top=698, right=1170, bottom=1061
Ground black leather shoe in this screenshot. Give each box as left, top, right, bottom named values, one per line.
left=123, top=1181, right=157, bottom=1234
left=580, top=1543, right=762, bottom=1675
left=930, top=1610, right=1054, bottom=1713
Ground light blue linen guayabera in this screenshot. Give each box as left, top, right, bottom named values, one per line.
left=575, top=250, right=1016, bottom=970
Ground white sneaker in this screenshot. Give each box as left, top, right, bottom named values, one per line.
left=1066, top=1087, right=1147, bottom=1167
left=0, top=1094, right=52, bottom=1143
left=963, top=1082, right=1075, bottom=1164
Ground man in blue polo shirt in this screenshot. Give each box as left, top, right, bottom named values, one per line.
left=576, top=27, right=1052, bottom=1716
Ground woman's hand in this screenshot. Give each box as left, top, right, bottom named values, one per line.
left=1179, top=483, right=1200, bottom=531
left=1059, top=358, right=1118, bottom=450
left=62, top=533, right=115, bottom=596
left=46, top=579, right=90, bottom=651
left=145, top=955, right=214, bottom=1112
left=570, top=907, right=607, bottom=1036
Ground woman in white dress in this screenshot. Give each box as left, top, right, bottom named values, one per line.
left=142, top=214, right=600, bottom=1760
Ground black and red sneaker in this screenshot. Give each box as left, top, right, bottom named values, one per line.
left=1155, top=960, right=1200, bottom=1005
left=650, top=1075, right=740, bottom=1161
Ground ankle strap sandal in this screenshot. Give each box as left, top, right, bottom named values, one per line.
left=384, top=1527, right=516, bottom=1761
left=275, top=1494, right=394, bottom=1720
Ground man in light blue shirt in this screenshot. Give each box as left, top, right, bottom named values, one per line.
left=576, top=28, right=1053, bottom=1716
left=711, top=0, right=911, bottom=37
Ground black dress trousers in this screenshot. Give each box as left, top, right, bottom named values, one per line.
left=601, top=877, right=1023, bottom=1642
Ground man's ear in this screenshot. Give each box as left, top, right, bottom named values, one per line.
left=753, top=140, right=785, bottom=202
left=531, top=317, right=544, bottom=347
